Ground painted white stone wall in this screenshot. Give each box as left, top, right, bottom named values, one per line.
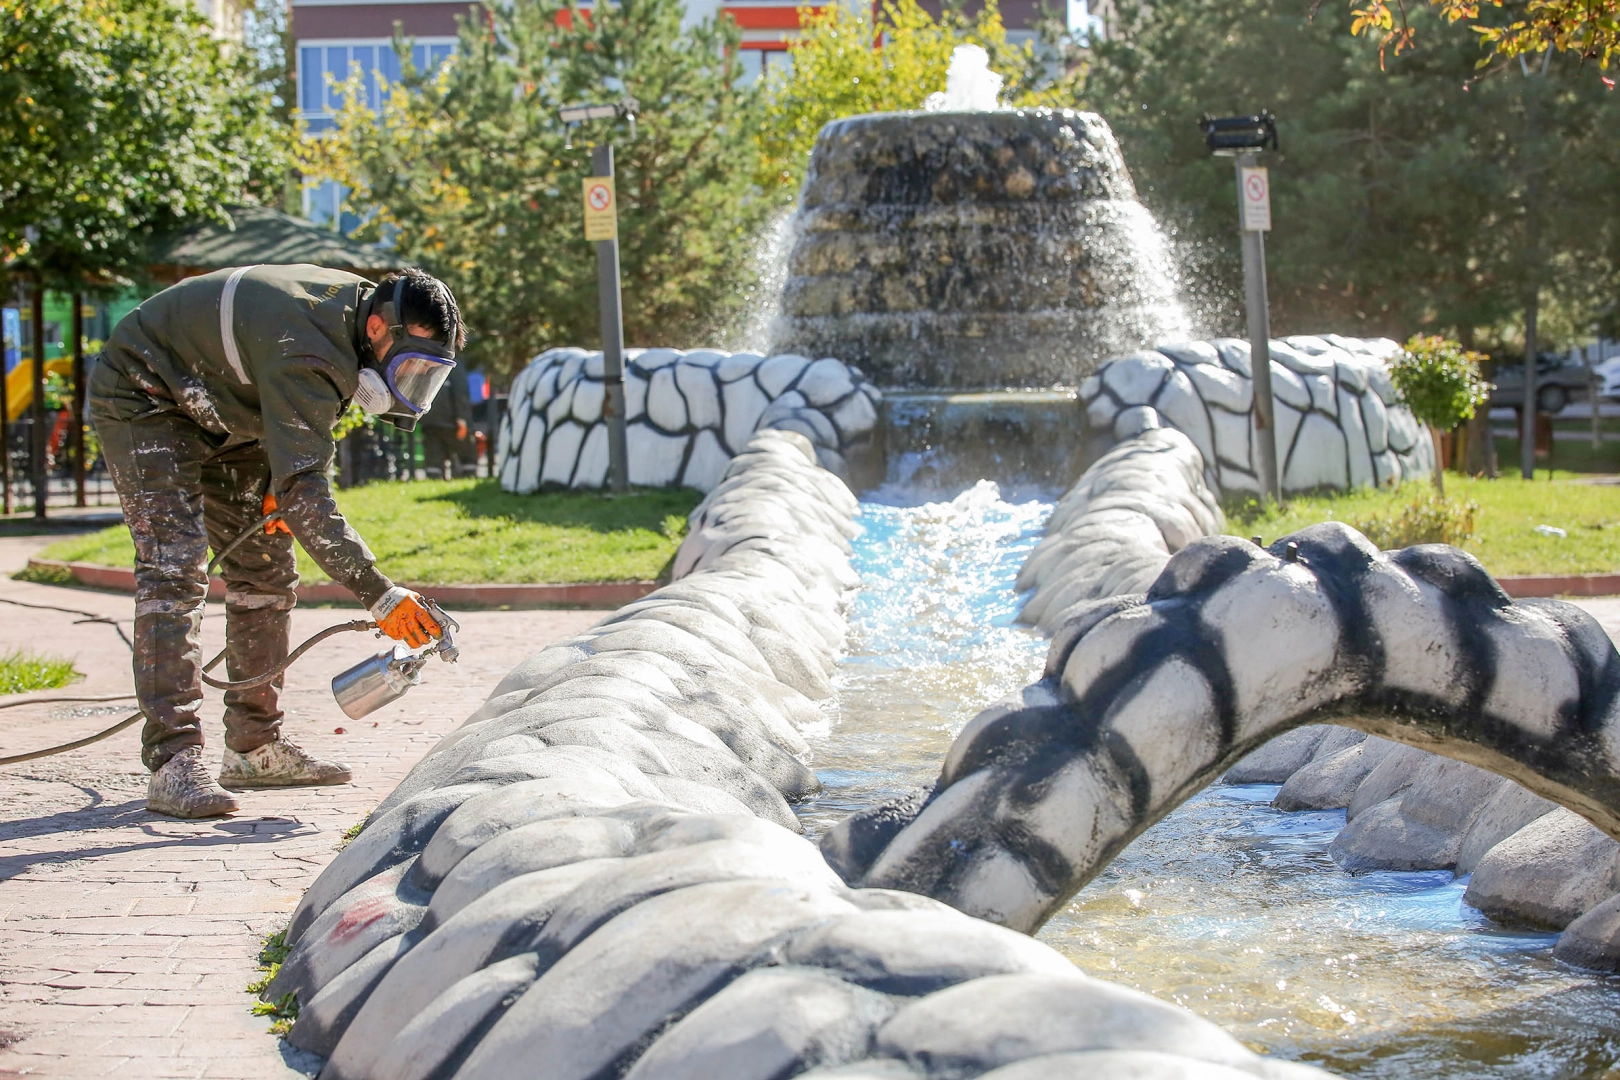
left=496, top=348, right=883, bottom=493
left=1079, top=335, right=1434, bottom=496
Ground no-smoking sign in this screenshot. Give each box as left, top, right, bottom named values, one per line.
left=582, top=176, right=618, bottom=241
left=1239, top=165, right=1271, bottom=232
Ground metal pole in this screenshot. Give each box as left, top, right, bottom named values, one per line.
left=592, top=143, right=629, bottom=494
left=1592, top=365, right=1602, bottom=449
left=1, top=291, right=11, bottom=516
left=1521, top=291, right=1539, bottom=479
left=30, top=276, right=47, bottom=520
left=1237, top=153, right=1280, bottom=503
left=72, top=292, right=86, bottom=507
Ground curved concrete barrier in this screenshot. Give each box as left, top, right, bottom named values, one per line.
left=270, top=429, right=1331, bottom=1080
left=831, top=522, right=1620, bottom=936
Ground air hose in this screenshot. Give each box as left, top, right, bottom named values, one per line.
left=0, top=511, right=385, bottom=766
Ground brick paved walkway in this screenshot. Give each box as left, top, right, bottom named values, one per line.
left=0, top=532, right=601, bottom=1078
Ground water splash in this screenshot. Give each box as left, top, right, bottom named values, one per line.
left=719, top=208, right=799, bottom=354
left=924, top=44, right=1003, bottom=112
left=1088, top=198, right=1196, bottom=349
left=773, top=109, right=1201, bottom=386
left=793, top=481, right=1050, bottom=838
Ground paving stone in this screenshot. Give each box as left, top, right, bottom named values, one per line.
left=0, top=537, right=601, bottom=1079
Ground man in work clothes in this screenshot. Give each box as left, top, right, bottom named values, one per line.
left=421, top=361, right=475, bottom=479
left=91, top=265, right=463, bottom=818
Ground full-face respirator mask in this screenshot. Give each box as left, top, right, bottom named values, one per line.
left=354, top=277, right=458, bottom=432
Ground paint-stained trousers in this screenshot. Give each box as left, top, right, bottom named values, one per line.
left=90, top=405, right=298, bottom=771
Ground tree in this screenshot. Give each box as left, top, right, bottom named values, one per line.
left=755, top=0, right=1075, bottom=190
left=0, top=0, right=288, bottom=291
left=1082, top=0, right=1620, bottom=355
left=1388, top=334, right=1492, bottom=490
left=1345, top=0, right=1620, bottom=72
left=308, top=0, right=775, bottom=382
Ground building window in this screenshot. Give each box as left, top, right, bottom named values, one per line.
left=737, top=46, right=792, bottom=85
left=297, top=39, right=457, bottom=127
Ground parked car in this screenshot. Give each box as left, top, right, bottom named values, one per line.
left=1488, top=353, right=1593, bottom=414
left=1597, top=356, right=1620, bottom=402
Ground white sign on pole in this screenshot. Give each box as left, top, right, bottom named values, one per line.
left=1240, top=166, right=1271, bottom=232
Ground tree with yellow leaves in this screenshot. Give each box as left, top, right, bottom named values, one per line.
left=756, top=0, right=1081, bottom=190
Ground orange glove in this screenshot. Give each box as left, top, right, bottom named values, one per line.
left=262, top=492, right=292, bottom=535
left=456, top=419, right=468, bottom=441
left=370, top=587, right=442, bottom=649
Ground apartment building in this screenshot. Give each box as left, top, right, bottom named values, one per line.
left=292, top=0, right=1088, bottom=220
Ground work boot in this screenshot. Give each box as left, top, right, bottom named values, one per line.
left=220, top=738, right=352, bottom=788
left=148, top=746, right=241, bottom=818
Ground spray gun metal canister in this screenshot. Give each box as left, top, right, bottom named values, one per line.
left=331, top=600, right=461, bottom=720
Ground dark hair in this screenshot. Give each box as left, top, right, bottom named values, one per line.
left=378, top=268, right=466, bottom=351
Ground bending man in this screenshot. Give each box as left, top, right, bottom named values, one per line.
left=91, top=265, right=462, bottom=818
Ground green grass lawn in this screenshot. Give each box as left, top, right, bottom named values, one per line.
left=31, top=479, right=702, bottom=585
left=1228, top=474, right=1620, bottom=577
left=0, top=648, right=81, bottom=695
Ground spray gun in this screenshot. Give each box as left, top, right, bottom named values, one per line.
left=331, top=599, right=461, bottom=720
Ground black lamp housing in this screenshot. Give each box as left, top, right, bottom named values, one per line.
left=1199, top=112, right=1279, bottom=156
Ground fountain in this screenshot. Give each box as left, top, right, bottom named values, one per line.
left=775, top=107, right=1189, bottom=391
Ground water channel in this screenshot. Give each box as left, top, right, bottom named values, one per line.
left=800, top=484, right=1620, bottom=1080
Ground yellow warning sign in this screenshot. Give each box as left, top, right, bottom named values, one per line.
left=582, top=177, right=617, bottom=241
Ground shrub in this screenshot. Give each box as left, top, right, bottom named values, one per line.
left=1388, top=335, right=1493, bottom=433
left=1352, top=491, right=1479, bottom=549
left=1388, top=335, right=1492, bottom=492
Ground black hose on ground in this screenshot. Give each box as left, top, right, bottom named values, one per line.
left=1, top=512, right=379, bottom=764
left=0, top=713, right=144, bottom=767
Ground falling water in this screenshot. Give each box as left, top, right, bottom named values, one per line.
left=770, top=106, right=1199, bottom=387
left=720, top=209, right=799, bottom=354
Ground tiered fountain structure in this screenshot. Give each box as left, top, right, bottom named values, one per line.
left=777, top=109, right=1189, bottom=389
left=765, top=102, right=1190, bottom=491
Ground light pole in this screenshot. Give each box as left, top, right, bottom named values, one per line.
left=560, top=99, right=639, bottom=494
left=1202, top=112, right=1281, bottom=504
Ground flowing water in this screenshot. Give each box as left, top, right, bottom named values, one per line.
left=794, top=481, right=1050, bottom=840
left=805, top=484, right=1620, bottom=1079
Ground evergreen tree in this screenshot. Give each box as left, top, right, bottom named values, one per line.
left=1084, top=0, right=1620, bottom=351
left=311, top=0, right=773, bottom=380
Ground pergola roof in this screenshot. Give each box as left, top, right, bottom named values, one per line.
left=147, top=204, right=409, bottom=282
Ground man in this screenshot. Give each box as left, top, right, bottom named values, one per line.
left=90, top=264, right=462, bottom=818
left=420, top=361, right=475, bottom=479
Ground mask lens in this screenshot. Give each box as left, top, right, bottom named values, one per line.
left=385, top=352, right=455, bottom=415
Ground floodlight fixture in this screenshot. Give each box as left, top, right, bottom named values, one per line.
left=1199, top=112, right=1279, bottom=156
left=558, top=98, right=641, bottom=142
left=559, top=103, right=620, bottom=123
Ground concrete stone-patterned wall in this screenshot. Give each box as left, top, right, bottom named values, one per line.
left=496, top=348, right=882, bottom=493
left=1080, top=335, right=1434, bottom=496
